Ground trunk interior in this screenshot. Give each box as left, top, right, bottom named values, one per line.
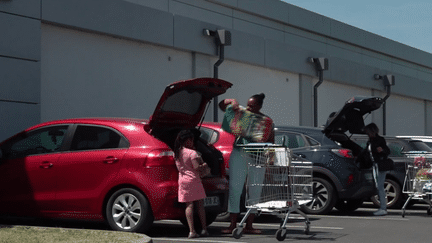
left=151, top=127, right=224, bottom=177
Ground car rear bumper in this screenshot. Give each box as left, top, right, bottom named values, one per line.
left=339, top=169, right=376, bottom=199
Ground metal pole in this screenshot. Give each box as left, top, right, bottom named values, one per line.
left=314, top=70, right=324, bottom=127
left=213, top=45, right=225, bottom=122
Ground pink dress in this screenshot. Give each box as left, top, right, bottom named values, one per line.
left=176, top=148, right=206, bottom=203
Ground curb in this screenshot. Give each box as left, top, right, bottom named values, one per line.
left=0, top=225, right=153, bottom=243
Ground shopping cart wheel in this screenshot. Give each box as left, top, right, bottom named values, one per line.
left=304, top=222, right=310, bottom=235
left=232, top=228, right=243, bottom=239
left=276, top=229, right=287, bottom=241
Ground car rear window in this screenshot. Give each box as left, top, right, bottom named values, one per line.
left=161, top=90, right=203, bottom=115
left=407, top=141, right=432, bottom=152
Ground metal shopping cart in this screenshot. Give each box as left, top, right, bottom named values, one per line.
left=401, top=155, right=432, bottom=217
left=232, top=143, right=313, bottom=241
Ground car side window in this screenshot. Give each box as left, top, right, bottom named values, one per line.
left=356, top=140, right=368, bottom=149
left=198, top=127, right=219, bottom=144
left=387, top=141, right=403, bottom=157
left=306, top=136, right=319, bottom=146
left=275, top=133, right=306, bottom=148
left=70, top=125, right=123, bottom=151
left=3, top=125, right=68, bottom=158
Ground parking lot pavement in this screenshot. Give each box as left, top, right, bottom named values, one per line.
left=148, top=204, right=432, bottom=243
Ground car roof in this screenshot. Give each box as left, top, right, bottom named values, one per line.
left=275, top=125, right=338, bottom=146
left=29, top=117, right=149, bottom=130
left=396, top=136, right=432, bottom=141
left=351, top=134, right=432, bottom=153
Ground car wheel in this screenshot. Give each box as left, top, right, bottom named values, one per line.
left=335, top=199, right=364, bottom=212
left=370, top=178, right=402, bottom=209
left=301, top=177, right=337, bottom=215
left=106, top=188, right=154, bottom=233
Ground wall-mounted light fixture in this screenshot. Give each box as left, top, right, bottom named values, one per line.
left=374, top=74, right=395, bottom=101
left=309, top=57, right=329, bottom=127
left=374, top=74, right=396, bottom=135
left=203, top=29, right=232, bottom=122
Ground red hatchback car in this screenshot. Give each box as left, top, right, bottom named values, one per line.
left=0, top=78, right=232, bottom=233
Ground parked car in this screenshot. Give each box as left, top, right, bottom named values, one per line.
left=0, top=78, right=232, bottom=233
left=396, top=136, right=432, bottom=148
left=350, top=135, right=432, bottom=208
left=274, top=125, right=375, bottom=214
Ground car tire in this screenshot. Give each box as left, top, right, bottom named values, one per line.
left=370, top=178, right=402, bottom=209
left=335, top=199, right=364, bottom=212
left=105, top=188, right=154, bottom=233
left=301, top=177, right=337, bottom=215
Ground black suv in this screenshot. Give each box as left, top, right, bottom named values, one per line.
left=275, top=96, right=384, bottom=215
left=351, top=135, right=432, bottom=208
left=275, top=126, right=375, bottom=214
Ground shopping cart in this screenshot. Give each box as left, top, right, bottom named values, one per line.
left=232, top=143, right=313, bottom=241
left=401, top=155, right=432, bottom=217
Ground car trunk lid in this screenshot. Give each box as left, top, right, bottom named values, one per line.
left=323, top=96, right=384, bottom=139
left=149, top=78, right=232, bottom=131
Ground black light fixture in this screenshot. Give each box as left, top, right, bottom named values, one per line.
left=309, top=57, right=329, bottom=127
left=374, top=74, right=396, bottom=135
left=203, top=29, right=232, bottom=122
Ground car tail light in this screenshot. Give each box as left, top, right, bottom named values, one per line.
left=145, top=149, right=175, bottom=167
left=331, top=149, right=354, bottom=158
left=347, top=174, right=354, bottom=186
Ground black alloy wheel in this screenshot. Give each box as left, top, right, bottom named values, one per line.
left=301, top=177, right=337, bottom=215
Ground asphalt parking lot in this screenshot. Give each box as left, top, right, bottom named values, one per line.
left=148, top=203, right=431, bottom=243
left=1, top=203, right=431, bottom=243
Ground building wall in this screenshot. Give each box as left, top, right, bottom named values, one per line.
left=41, top=25, right=193, bottom=121
left=1, top=0, right=432, bottom=141
left=0, top=0, right=41, bottom=139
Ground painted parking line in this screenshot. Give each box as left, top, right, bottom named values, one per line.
left=314, top=215, right=408, bottom=221
left=155, top=238, right=245, bottom=243
left=252, top=222, right=344, bottom=230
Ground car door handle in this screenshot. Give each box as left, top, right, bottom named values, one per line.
left=103, top=156, right=119, bottom=164
left=40, top=161, right=53, bottom=169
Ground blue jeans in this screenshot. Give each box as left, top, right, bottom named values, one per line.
left=377, top=170, right=388, bottom=210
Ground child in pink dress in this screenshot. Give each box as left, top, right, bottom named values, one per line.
left=174, top=130, right=209, bottom=238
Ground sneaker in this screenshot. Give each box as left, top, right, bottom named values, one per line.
left=200, top=230, right=209, bottom=237
left=188, top=232, right=199, bottom=239
left=373, top=209, right=387, bottom=216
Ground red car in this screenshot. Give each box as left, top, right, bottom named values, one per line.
left=0, top=78, right=232, bottom=233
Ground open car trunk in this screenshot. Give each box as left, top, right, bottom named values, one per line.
left=323, top=96, right=384, bottom=169
left=152, top=128, right=224, bottom=177
left=149, top=78, right=232, bottom=177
